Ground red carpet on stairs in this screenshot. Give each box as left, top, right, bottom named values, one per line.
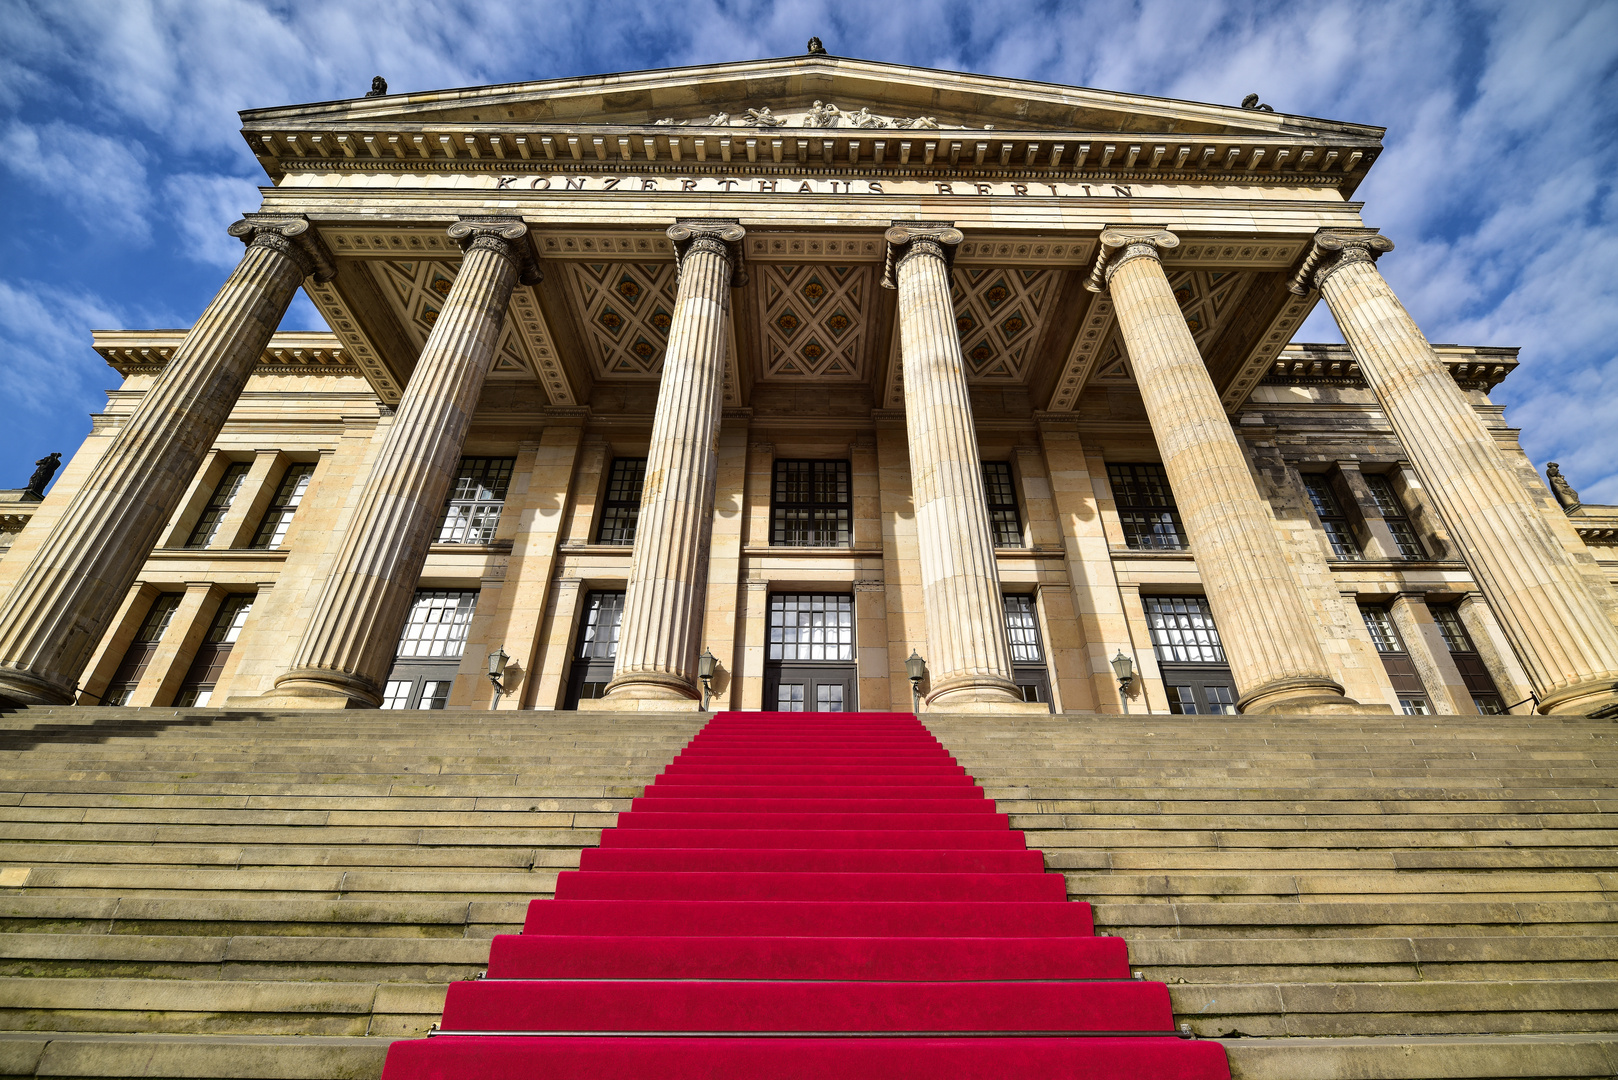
left=381, top=711, right=1230, bottom=1079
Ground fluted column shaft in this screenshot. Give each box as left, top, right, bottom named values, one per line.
left=606, top=222, right=743, bottom=701
left=274, top=219, right=537, bottom=706
left=1096, top=227, right=1354, bottom=714
left=0, top=216, right=333, bottom=705
left=885, top=226, right=1022, bottom=708
left=1308, top=230, right=1618, bottom=714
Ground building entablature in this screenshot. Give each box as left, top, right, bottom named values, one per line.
left=1266, top=342, right=1519, bottom=393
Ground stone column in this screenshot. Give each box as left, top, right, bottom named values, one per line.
left=272, top=218, right=539, bottom=707
left=1090, top=226, right=1357, bottom=714
left=1300, top=228, right=1618, bottom=715
left=0, top=215, right=334, bottom=705
left=604, top=221, right=745, bottom=704
left=883, top=225, right=1026, bottom=710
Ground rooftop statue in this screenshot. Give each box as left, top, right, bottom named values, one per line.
left=365, top=76, right=387, bottom=98
left=24, top=452, right=59, bottom=499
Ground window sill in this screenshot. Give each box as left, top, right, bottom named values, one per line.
left=428, top=541, right=513, bottom=554
left=559, top=543, right=636, bottom=555
left=743, top=545, right=883, bottom=556
left=1327, top=558, right=1468, bottom=570
left=150, top=547, right=290, bottom=560
left=1109, top=547, right=1194, bottom=559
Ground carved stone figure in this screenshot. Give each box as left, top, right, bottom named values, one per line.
left=847, top=106, right=889, bottom=129
left=24, top=453, right=59, bottom=498
left=805, top=100, right=840, bottom=128
left=1241, top=93, right=1274, bottom=112
left=1547, top=462, right=1582, bottom=510
left=366, top=76, right=387, bottom=98
left=745, top=107, right=786, bottom=127
left=807, top=37, right=826, bottom=54
left=705, top=112, right=731, bottom=126
left=897, top=115, right=940, bottom=129
left=653, top=117, right=677, bottom=125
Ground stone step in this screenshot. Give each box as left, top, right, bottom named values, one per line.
left=0, top=895, right=525, bottom=937
left=0, top=865, right=562, bottom=901
left=0, top=842, right=583, bottom=870
left=0, top=1032, right=393, bottom=1079
left=1220, top=1033, right=1618, bottom=1079
left=0, top=933, right=489, bottom=982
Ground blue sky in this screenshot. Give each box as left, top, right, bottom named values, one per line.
left=3, top=0, right=1616, bottom=500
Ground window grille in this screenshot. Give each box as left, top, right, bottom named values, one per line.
left=577, top=592, right=625, bottom=660
left=1365, top=474, right=1425, bottom=559
left=206, top=595, right=255, bottom=645
left=186, top=462, right=251, bottom=548
left=103, top=594, right=183, bottom=706
left=1302, top=474, right=1361, bottom=560
left=1433, top=605, right=1473, bottom=653
left=982, top=462, right=1023, bottom=547
left=395, top=590, right=478, bottom=659
left=768, top=593, right=854, bottom=662
left=1107, top=463, right=1186, bottom=550
left=251, top=464, right=315, bottom=549
left=437, top=458, right=514, bottom=544
left=771, top=460, right=850, bottom=547
left=1361, top=605, right=1403, bottom=652
left=597, top=458, right=647, bottom=545
left=1144, top=596, right=1226, bottom=664
left=1004, top=595, right=1044, bottom=663
left=174, top=594, right=256, bottom=707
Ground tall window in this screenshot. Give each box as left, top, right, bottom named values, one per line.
left=102, top=594, right=182, bottom=706
left=597, top=458, right=646, bottom=545
left=1433, top=604, right=1505, bottom=713
left=1302, top=474, right=1361, bottom=560
left=1107, top=463, right=1186, bottom=550
left=567, top=590, right=626, bottom=706
left=1360, top=604, right=1430, bottom=714
left=1144, top=596, right=1235, bottom=715
left=437, top=458, right=514, bottom=544
left=771, top=460, right=850, bottom=547
left=186, top=462, right=251, bottom=548
left=251, top=464, right=315, bottom=549
left=175, top=594, right=255, bottom=707
left=1004, top=594, right=1052, bottom=709
left=982, top=462, right=1023, bottom=547
left=382, top=590, right=480, bottom=710
left=1365, top=474, right=1425, bottom=559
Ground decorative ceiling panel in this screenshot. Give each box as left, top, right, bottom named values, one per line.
left=372, top=259, right=571, bottom=401
left=950, top=266, right=1055, bottom=381
left=563, top=260, right=679, bottom=379
left=756, top=264, right=877, bottom=381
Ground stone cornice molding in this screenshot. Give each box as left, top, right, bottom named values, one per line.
left=447, top=217, right=543, bottom=285
left=667, top=220, right=748, bottom=286
left=1287, top=227, right=1394, bottom=295
left=227, top=215, right=337, bottom=282
left=881, top=224, right=963, bottom=289
left=1084, top=226, right=1178, bottom=292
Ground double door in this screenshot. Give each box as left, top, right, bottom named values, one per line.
left=764, top=666, right=856, bottom=713
left=764, top=593, right=856, bottom=712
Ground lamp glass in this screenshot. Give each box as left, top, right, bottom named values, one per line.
left=488, top=648, right=509, bottom=678
left=905, top=649, right=926, bottom=682
left=697, top=647, right=717, bottom=681
left=1110, top=650, right=1134, bottom=683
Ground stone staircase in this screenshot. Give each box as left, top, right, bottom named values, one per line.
left=929, top=712, right=1618, bottom=1079
left=0, top=707, right=704, bottom=1078
left=0, top=705, right=1612, bottom=1077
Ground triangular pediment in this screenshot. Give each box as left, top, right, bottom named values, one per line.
left=241, top=56, right=1381, bottom=141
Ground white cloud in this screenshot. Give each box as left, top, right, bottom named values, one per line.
left=161, top=173, right=266, bottom=268
left=0, top=278, right=122, bottom=410
left=0, top=120, right=151, bottom=239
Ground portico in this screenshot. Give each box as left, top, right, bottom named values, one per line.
left=3, top=54, right=1614, bottom=717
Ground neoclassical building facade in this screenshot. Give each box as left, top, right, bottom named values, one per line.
left=2, top=54, right=1616, bottom=717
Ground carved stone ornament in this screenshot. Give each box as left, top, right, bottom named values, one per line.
left=1085, top=226, right=1179, bottom=293
left=1288, top=227, right=1395, bottom=295
left=807, top=36, right=827, bottom=55
left=1547, top=462, right=1582, bottom=512
left=227, top=214, right=338, bottom=282
left=805, top=100, right=840, bottom=128
left=881, top=224, right=964, bottom=290
left=666, top=221, right=748, bottom=286
left=365, top=76, right=387, bottom=98
left=653, top=105, right=942, bottom=129
left=446, top=217, right=543, bottom=285
left=744, top=106, right=787, bottom=127
left=1241, top=93, right=1274, bottom=112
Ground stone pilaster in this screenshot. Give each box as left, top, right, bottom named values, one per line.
left=1301, top=228, right=1618, bottom=715
left=883, top=224, right=1028, bottom=711
left=0, top=215, right=334, bottom=705
left=604, top=221, right=744, bottom=704
left=272, top=218, right=539, bottom=707
left=1091, top=226, right=1359, bottom=714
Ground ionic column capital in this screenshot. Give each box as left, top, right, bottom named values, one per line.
left=667, top=219, right=747, bottom=285
left=447, top=217, right=543, bottom=285
left=1085, top=226, right=1179, bottom=293
left=881, top=223, right=963, bottom=289
left=1288, top=227, right=1395, bottom=295
left=227, top=214, right=337, bottom=282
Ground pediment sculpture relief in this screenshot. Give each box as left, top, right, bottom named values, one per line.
left=650, top=101, right=949, bottom=129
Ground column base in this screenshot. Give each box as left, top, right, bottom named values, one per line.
left=0, top=669, right=77, bottom=707
left=1536, top=678, right=1618, bottom=716
left=1238, top=677, right=1388, bottom=716
left=924, top=674, right=1048, bottom=714
left=262, top=669, right=383, bottom=710
left=603, top=671, right=700, bottom=703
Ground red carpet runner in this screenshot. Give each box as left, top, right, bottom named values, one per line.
left=382, top=711, right=1230, bottom=1078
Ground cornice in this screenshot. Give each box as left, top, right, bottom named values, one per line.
left=94, top=330, right=358, bottom=378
